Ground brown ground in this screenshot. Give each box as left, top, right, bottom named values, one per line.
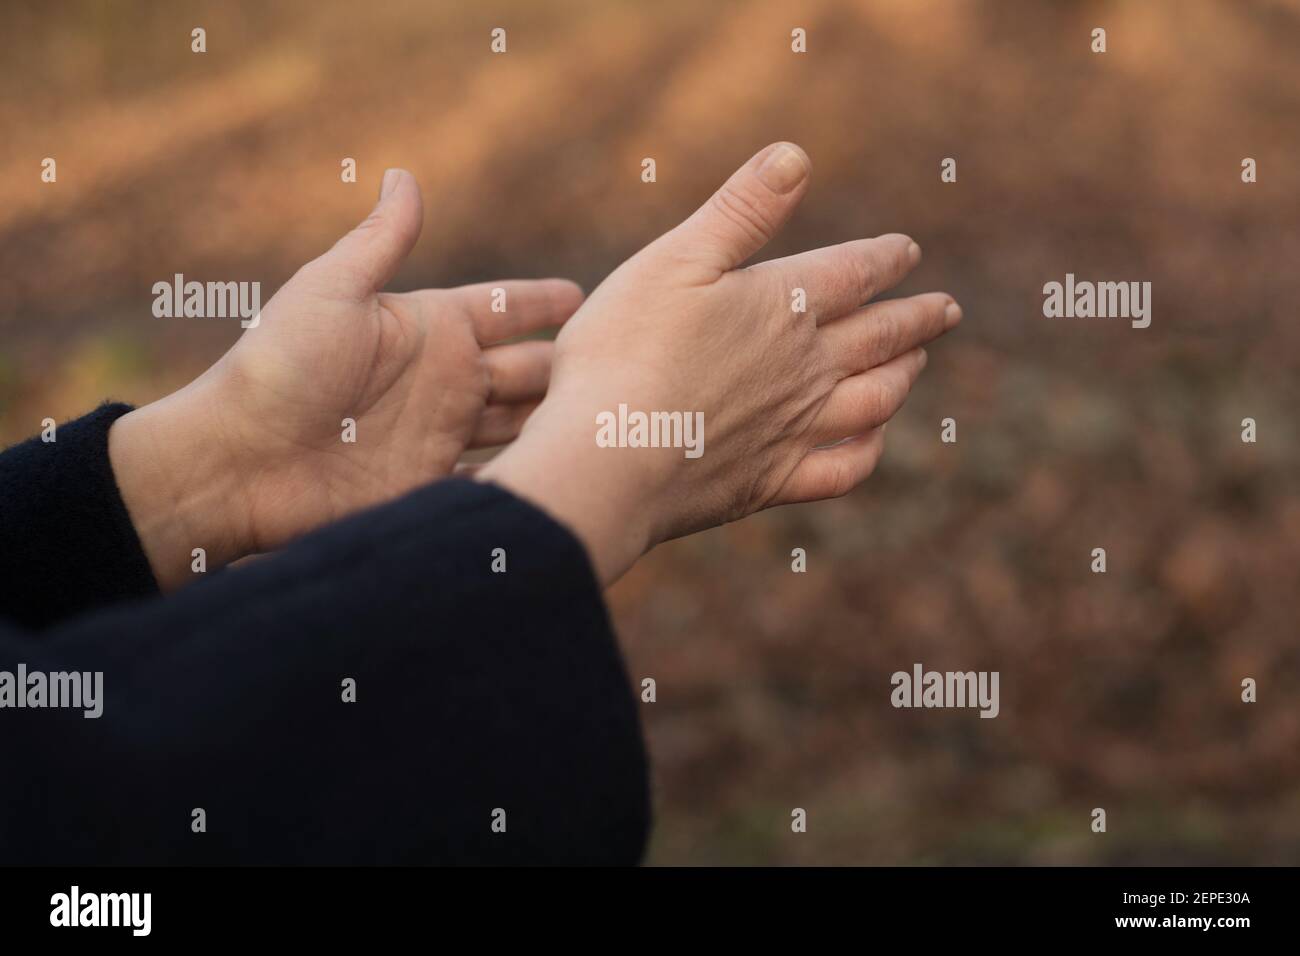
left=2, top=0, right=1298, bottom=864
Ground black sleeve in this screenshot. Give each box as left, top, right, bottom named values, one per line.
left=0, top=402, right=159, bottom=629
left=0, top=475, right=650, bottom=865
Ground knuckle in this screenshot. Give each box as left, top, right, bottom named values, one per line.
left=813, top=352, right=839, bottom=390
left=874, top=312, right=903, bottom=361
left=828, top=459, right=857, bottom=498
left=869, top=237, right=910, bottom=292
left=853, top=255, right=879, bottom=303
left=889, top=374, right=914, bottom=415
left=711, top=185, right=773, bottom=245
left=865, top=383, right=892, bottom=425
left=354, top=208, right=388, bottom=235
left=864, top=436, right=885, bottom=477
left=895, top=240, right=913, bottom=273
left=836, top=253, right=873, bottom=308
left=927, top=296, right=949, bottom=331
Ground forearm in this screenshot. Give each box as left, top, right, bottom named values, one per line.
left=2, top=478, right=649, bottom=864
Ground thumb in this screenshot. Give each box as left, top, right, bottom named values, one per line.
left=666, top=142, right=810, bottom=275
left=325, top=168, right=423, bottom=291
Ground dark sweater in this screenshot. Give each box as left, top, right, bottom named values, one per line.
left=0, top=404, right=649, bottom=864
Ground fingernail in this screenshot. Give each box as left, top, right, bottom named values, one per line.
left=380, top=168, right=400, bottom=200
left=756, top=143, right=809, bottom=194
left=907, top=241, right=922, bottom=266
left=944, top=300, right=963, bottom=327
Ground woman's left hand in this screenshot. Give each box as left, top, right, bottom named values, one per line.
left=109, top=169, right=582, bottom=589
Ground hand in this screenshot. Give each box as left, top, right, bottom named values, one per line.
left=109, top=169, right=583, bottom=589
left=480, top=143, right=961, bottom=584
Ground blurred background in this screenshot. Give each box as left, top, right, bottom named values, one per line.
left=2, top=0, right=1299, bottom=864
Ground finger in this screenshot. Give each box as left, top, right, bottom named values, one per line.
left=772, top=426, right=887, bottom=505
left=810, top=347, right=928, bottom=442
left=660, top=142, right=811, bottom=275
left=821, top=292, right=960, bottom=377
left=323, top=168, right=423, bottom=292
left=450, top=279, right=585, bottom=345
left=483, top=339, right=554, bottom=404
left=752, top=233, right=920, bottom=325
left=468, top=401, right=540, bottom=449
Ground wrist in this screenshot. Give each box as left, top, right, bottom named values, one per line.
left=107, top=378, right=253, bottom=590
left=478, top=405, right=669, bottom=586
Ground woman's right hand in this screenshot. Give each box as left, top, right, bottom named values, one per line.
left=480, top=142, right=962, bottom=585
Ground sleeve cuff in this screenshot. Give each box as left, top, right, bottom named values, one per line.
left=0, top=402, right=159, bottom=630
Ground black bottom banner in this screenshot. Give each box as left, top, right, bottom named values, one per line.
left=0, top=865, right=1281, bottom=942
